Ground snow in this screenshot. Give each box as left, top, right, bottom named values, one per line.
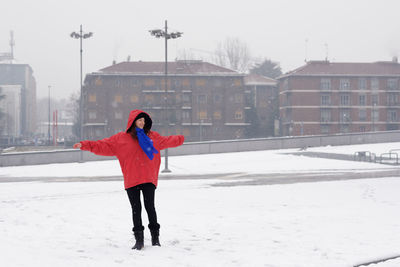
left=1, top=143, right=400, bottom=266
left=307, top=141, right=400, bottom=156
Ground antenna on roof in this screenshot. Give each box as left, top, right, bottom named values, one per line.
left=304, top=38, right=308, bottom=63
left=324, top=42, right=329, bottom=61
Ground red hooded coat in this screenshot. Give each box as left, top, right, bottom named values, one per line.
left=79, top=110, right=184, bottom=189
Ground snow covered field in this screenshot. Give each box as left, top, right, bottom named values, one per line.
left=1, top=143, right=400, bottom=267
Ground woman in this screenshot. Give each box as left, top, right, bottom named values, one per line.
left=73, top=110, right=184, bottom=250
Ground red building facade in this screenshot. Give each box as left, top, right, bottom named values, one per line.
left=82, top=60, right=248, bottom=141
left=279, top=60, right=400, bottom=136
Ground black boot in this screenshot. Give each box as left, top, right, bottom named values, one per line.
left=132, top=231, right=144, bottom=250
left=150, top=229, right=161, bottom=246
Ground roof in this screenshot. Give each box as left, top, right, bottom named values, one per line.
left=244, top=74, right=277, bottom=86
left=97, top=60, right=241, bottom=76
left=279, top=60, right=400, bottom=78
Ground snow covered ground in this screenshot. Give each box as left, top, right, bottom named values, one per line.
left=1, top=143, right=400, bottom=267
left=307, top=141, right=400, bottom=156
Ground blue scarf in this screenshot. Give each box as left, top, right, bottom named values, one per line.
left=136, top=128, right=158, bottom=160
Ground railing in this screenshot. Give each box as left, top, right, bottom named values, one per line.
left=379, top=152, right=398, bottom=165
left=353, top=151, right=376, bottom=162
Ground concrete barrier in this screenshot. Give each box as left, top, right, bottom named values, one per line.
left=1, top=130, right=400, bottom=167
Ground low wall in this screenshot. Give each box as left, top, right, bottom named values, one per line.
left=1, top=130, right=400, bottom=167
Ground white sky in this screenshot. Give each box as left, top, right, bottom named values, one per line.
left=1, top=0, right=400, bottom=100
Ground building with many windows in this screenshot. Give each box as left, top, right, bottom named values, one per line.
left=278, top=59, right=400, bottom=136
left=0, top=64, right=36, bottom=140
left=82, top=60, right=248, bottom=141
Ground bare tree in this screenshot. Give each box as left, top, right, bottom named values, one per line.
left=214, top=37, right=252, bottom=73
left=67, top=93, right=80, bottom=139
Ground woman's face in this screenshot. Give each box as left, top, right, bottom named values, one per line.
left=135, top=118, right=145, bottom=129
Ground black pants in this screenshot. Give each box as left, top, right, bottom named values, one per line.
left=126, top=183, right=160, bottom=232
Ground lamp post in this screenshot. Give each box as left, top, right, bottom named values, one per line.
left=48, top=85, right=51, bottom=145
left=372, top=103, right=377, bottom=131
left=149, top=20, right=183, bottom=173
left=70, top=25, right=93, bottom=161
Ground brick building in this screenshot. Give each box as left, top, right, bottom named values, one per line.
left=278, top=60, right=400, bottom=136
left=244, top=74, right=278, bottom=137
left=82, top=60, right=248, bottom=141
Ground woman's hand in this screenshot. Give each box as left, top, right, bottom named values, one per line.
left=73, top=143, right=82, bottom=149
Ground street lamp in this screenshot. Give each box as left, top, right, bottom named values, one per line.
left=48, top=85, right=51, bottom=145
left=149, top=20, right=183, bottom=173
left=70, top=25, right=93, bottom=161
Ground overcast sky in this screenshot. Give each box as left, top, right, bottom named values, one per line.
left=1, top=0, right=400, bottom=100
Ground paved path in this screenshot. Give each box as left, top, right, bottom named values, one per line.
left=1, top=168, right=399, bottom=186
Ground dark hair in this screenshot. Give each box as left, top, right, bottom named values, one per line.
left=127, top=127, right=150, bottom=139
left=127, top=116, right=151, bottom=139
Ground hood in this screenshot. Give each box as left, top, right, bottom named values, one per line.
left=126, top=110, right=153, bottom=132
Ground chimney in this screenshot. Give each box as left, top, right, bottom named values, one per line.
left=392, top=56, right=398, bottom=63
left=112, top=60, right=116, bottom=65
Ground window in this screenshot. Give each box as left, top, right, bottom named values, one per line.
left=371, top=94, right=379, bottom=105
left=359, top=95, right=366, bottom=106
left=196, top=79, right=206, bottom=87
left=160, top=79, right=171, bottom=88
left=371, top=78, right=379, bottom=91
left=387, top=93, right=398, bottom=105
left=321, top=125, right=330, bottom=134
left=387, top=79, right=398, bottom=90
left=339, top=110, right=351, bottom=122
left=339, top=79, right=350, bottom=90
left=214, top=94, right=222, bottom=103
left=235, top=111, right=243, bottom=120
left=95, top=77, right=103, bottom=86
left=182, top=110, right=191, bottom=119
left=388, top=110, right=397, bottom=122
left=340, top=94, right=350, bottom=106
left=182, top=128, right=190, bottom=136
left=182, top=79, right=190, bottom=87
left=359, top=109, right=367, bottom=121
left=321, top=95, right=331, bottom=106
left=114, top=95, right=123, bottom=103
left=234, top=79, right=242, bottom=86
left=144, top=78, right=155, bottom=87
left=340, top=125, right=350, bottom=133
left=213, top=111, right=222, bottom=120
left=358, top=78, right=367, bottom=90
left=130, top=94, right=139, bottom=103
left=183, top=93, right=191, bottom=103
left=235, top=94, right=243, bottom=104
left=198, top=95, right=207, bottom=104
left=145, top=94, right=154, bottom=102
left=198, top=111, right=207, bottom=119
left=88, top=94, right=96, bottom=102
left=320, top=78, right=331, bottom=90
left=321, top=109, right=331, bottom=123
left=88, top=111, right=96, bottom=120
left=283, top=79, right=289, bottom=90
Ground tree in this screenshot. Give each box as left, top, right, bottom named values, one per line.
left=214, top=37, right=252, bottom=73
left=250, top=58, right=282, bottom=78
left=67, top=93, right=80, bottom=139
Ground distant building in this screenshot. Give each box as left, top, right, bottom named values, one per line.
left=0, top=64, right=37, bottom=139
left=278, top=59, right=400, bottom=136
left=244, top=74, right=278, bottom=137
left=82, top=60, right=248, bottom=141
